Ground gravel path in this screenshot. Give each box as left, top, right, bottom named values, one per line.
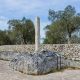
left=0, top=60, right=80, bottom=80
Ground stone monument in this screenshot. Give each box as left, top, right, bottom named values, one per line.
left=9, top=17, right=67, bottom=75
left=35, top=17, right=40, bottom=51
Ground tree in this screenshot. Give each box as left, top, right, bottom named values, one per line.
left=44, top=21, right=67, bottom=44
left=8, top=17, right=35, bottom=44
left=0, top=30, right=11, bottom=45
left=70, top=35, right=80, bottom=43
left=44, top=5, right=80, bottom=44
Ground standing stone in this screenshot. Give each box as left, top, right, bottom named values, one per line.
left=35, top=17, right=40, bottom=51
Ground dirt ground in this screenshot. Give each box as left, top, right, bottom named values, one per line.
left=0, top=60, right=80, bottom=80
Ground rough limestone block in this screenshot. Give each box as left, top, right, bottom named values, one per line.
left=10, top=50, right=66, bottom=75
left=0, top=51, right=20, bottom=61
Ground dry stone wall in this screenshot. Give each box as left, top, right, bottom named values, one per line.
left=0, top=44, right=80, bottom=60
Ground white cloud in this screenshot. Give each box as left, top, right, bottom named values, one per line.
left=0, top=0, right=67, bottom=14
left=0, top=0, right=80, bottom=16
left=0, top=16, right=8, bottom=30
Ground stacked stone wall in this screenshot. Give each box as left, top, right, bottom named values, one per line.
left=0, top=44, right=80, bottom=60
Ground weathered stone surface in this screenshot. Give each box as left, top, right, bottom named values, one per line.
left=0, top=51, right=20, bottom=61
left=10, top=50, right=66, bottom=75
left=67, top=59, right=80, bottom=68
left=1, top=60, right=80, bottom=80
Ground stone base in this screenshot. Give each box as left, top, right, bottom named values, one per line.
left=10, top=50, right=66, bottom=75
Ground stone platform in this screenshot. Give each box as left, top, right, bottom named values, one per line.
left=10, top=50, right=67, bottom=75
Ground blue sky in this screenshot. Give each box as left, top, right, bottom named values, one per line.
left=0, top=0, right=80, bottom=41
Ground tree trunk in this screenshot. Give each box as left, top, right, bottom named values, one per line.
left=68, top=37, right=71, bottom=44
left=68, top=33, right=71, bottom=44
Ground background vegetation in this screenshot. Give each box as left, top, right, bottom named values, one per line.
left=0, top=17, right=35, bottom=45
left=44, top=5, right=80, bottom=44
left=0, top=5, right=80, bottom=45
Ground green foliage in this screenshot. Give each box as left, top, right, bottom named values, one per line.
left=0, top=30, right=11, bottom=45
left=44, top=5, right=80, bottom=44
left=71, top=35, right=80, bottom=43
left=0, top=17, right=35, bottom=45
left=8, top=17, right=35, bottom=44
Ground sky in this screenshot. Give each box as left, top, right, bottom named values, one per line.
left=0, top=0, right=80, bottom=42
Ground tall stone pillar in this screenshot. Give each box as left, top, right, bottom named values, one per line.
left=35, top=17, right=40, bottom=51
